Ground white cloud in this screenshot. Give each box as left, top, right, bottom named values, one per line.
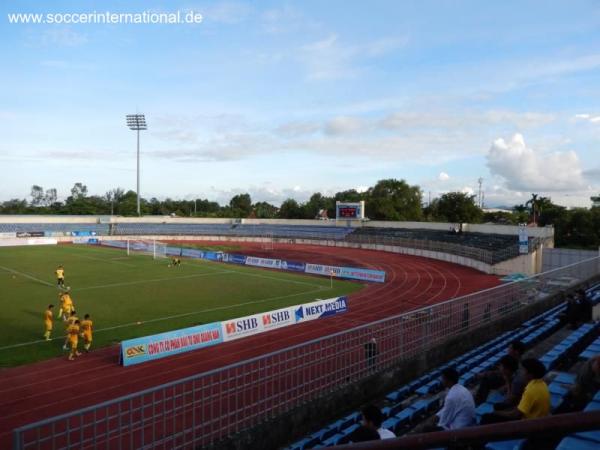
left=438, top=172, right=450, bottom=181
left=324, top=116, right=367, bottom=135
left=486, top=133, right=585, bottom=191
left=461, top=186, right=475, bottom=195
left=202, top=1, right=252, bottom=24
left=300, top=33, right=406, bottom=80
left=573, top=113, right=600, bottom=124
left=37, top=27, right=88, bottom=47
left=380, top=110, right=555, bottom=130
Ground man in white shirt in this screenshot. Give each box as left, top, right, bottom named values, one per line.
left=425, top=367, right=476, bottom=431
left=360, top=404, right=396, bottom=440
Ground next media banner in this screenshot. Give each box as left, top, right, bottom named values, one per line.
left=121, top=322, right=223, bottom=366
left=294, top=296, right=349, bottom=323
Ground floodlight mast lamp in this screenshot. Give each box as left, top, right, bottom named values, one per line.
left=126, top=114, right=147, bottom=216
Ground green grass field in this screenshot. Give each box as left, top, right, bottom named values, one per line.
left=0, top=244, right=363, bottom=367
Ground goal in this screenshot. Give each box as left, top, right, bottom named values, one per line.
left=126, top=239, right=168, bottom=259
left=261, top=233, right=274, bottom=251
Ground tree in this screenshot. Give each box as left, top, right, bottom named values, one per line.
left=30, top=185, right=44, bottom=206
left=432, top=192, right=482, bottom=223
left=70, top=183, right=88, bottom=200
left=253, top=201, right=278, bottom=218
left=229, top=193, right=252, bottom=217
left=278, top=198, right=302, bottom=218
left=44, top=188, right=57, bottom=206
left=366, top=179, right=422, bottom=221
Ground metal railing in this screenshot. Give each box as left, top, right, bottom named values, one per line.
left=13, top=257, right=600, bottom=450
left=331, top=410, right=600, bottom=449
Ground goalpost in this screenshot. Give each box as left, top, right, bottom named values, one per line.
left=261, top=233, right=274, bottom=251
left=126, top=239, right=168, bottom=260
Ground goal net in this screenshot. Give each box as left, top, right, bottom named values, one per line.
left=261, top=233, right=274, bottom=251
left=126, top=239, right=168, bottom=259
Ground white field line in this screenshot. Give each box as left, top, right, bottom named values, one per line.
left=185, top=259, right=327, bottom=289
left=0, top=265, right=54, bottom=287
left=0, top=286, right=326, bottom=351
left=68, top=252, right=137, bottom=268
left=77, top=270, right=234, bottom=291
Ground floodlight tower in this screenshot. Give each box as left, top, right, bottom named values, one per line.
left=126, top=114, right=147, bottom=216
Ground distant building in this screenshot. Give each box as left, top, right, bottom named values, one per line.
left=592, top=195, right=600, bottom=208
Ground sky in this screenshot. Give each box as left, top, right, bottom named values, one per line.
left=1, top=0, right=599, bottom=208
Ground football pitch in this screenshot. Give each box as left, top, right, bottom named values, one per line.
left=0, top=244, right=364, bottom=367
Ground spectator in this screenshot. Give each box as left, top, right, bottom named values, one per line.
left=475, top=340, right=526, bottom=405
left=577, top=289, right=593, bottom=322
left=349, top=404, right=394, bottom=441
left=495, top=355, right=525, bottom=409
left=348, top=426, right=381, bottom=442
left=425, top=368, right=475, bottom=431
left=557, top=355, right=600, bottom=413
left=482, top=358, right=550, bottom=423
left=564, top=295, right=579, bottom=329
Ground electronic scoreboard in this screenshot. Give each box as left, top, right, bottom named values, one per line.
left=335, top=201, right=365, bottom=220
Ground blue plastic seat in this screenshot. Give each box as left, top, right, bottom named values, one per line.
left=553, top=372, right=576, bottom=385
left=556, top=436, right=600, bottom=449
left=574, top=430, right=600, bottom=444
left=485, top=439, right=525, bottom=450
left=321, top=433, right=344, bottom=447
left=549, top=383, right=569, bottom=396
left=584, top=401, right=600, bottom=412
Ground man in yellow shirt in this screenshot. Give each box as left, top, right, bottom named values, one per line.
left=485, top=358, right=550, bottom=423
left=55, top=265, right=65, bottom=288
left=43, top=304, right=54, bottom=341
left=80, top=314, right=93, bottom=352
left=516, top=359, right=551, bottom=419
left=63, top=311, right=79, bottom=350
left=67, top=319, right=81, bottom=361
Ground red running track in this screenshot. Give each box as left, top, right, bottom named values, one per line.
left=0, top=242, right=500, bottom=448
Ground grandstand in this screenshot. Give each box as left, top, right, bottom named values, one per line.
left=286, top=283, right=600, bottom=449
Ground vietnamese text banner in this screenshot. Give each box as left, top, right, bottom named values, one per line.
left=121, top=322, right=223, bottom=367
left=245, top=256, right=281, bottom=269
left=305, top=263, right=385, bottom=283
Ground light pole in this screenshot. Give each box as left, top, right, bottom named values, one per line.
left=126, top=114, right=147, bottom=216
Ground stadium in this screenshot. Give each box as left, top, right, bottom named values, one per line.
left=3, top=2, right=600, bottom=450
left=0, top=214, right=599, bottom=450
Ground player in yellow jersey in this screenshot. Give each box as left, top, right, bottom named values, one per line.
left=58, top=290, right=75, bottom=321
left=55, top=265, right=65, bottom=288
left=63, top=310, right=79, bottom=350
left=43, top=304, right=54, bottom=341
left=67, top=319, right=81, bottom=360
left=57, top=292, right=66, bottom=320
left=80, top=314, right=93, bottom=352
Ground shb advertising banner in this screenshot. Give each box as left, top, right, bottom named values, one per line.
left=121, top=322, right=223, bottom=367
left=0, top=232, right=17, bottom=238
left=221, top=306, right=294, bottom=342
